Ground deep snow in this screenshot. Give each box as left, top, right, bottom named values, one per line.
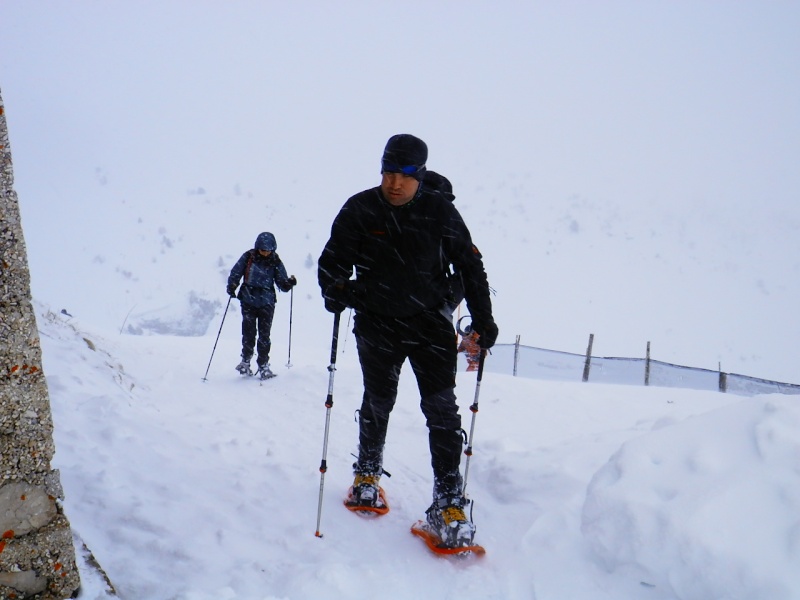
left=39, top=303, right=800, bottom=600
left=2, top=2, right=800, bottom=599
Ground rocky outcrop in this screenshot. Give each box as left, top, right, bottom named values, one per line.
left=1, top=89, right=80, bottom=599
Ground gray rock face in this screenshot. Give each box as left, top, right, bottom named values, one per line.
left=0, top=482, right=58, bottom=537
left=1, top=89, right=81, bottom=599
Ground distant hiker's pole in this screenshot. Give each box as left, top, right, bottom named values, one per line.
left=315, top=312, right=342, bottom=538
left=462, top=349, right=486, bottom=499
left=119, top=304, right=137, bottom=335
left=286, top=288, right=294, bottom=368
left=202, top=297, right=232, bottom=382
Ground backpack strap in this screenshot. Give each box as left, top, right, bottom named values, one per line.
left=243, top=250, right=256, bottom=284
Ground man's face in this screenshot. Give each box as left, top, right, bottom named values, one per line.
left=258, top=249, right=272, bottom=257
left=381, top=172, right=420, bottom=206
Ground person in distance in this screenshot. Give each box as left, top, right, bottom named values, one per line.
left=227, top=232, right=296, bottom=380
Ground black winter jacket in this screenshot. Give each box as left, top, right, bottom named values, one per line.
left=318, top=185, right=493, bottom=321
left=228, top=251, right=292, bottom=308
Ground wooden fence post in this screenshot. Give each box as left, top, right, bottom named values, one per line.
left=513, top=334, right=520, bottom=376
left=644, top=341, right=651, bottom=386
left=582, top=333, right=594, bottom=382
left=719, top=362, right=727, bottom=393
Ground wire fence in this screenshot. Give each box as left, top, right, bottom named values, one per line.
left=472, top=336, right=800, bottom=397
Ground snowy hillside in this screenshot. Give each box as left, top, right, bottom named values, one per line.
left=40, top=302, right=800, bottom=600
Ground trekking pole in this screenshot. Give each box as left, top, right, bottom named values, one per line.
left=340, top=308, right=352, bottom=354
left=461, top=348, right=487, bottom=498
left=315, top=311, right=342, bottom=538
left=202, top=296, right=232, bottom=382
left=286, top=288, right=294, bottom=368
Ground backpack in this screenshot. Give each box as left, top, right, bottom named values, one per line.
left=423, top=170, right=455, bottom=202
left=425, top=171, right=464, bottom=309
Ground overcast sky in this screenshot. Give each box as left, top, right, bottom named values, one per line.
left=3, top=2, right=798, bottom=207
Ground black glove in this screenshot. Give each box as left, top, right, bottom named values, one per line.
left=227, top=284, right=237, bottom=297
left=471, top=318, right=498, bottom=349
left=324, top=297, right=347, bottom=314
left=288, top=275, right=297, bottom=287
left=323, top=278, right=363, bottom=313
left=323, top=280, right=348, bottom=313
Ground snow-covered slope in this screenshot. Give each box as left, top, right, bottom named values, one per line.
left=40, top=305, right=800, bottom=599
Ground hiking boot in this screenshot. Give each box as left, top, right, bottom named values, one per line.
left=235, top=360, right=252, bottom=376
left=256, top=364, right=274, bottom=380
left=351, top=473, right=381, bottom=506
left=425, top=496, right=476, bottom=548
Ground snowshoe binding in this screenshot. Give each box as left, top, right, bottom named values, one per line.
left=411, top=496, right=485, bottom=556
left=235, top=360, right=253, bottom=376
left=344, top=473, right=389, bottom=516
left=256, top=364, right=276, bottom=380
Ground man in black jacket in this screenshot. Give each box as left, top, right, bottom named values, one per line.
left=318, top=134, right=498, bottom=548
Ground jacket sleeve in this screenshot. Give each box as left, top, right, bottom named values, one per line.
left=442, top=205, right=494, bottom=324
left=273, top=255, right=292, bottom=293
left=318, top=199, right=360, bottom=296
left=227, top=252, right=249, bottom=289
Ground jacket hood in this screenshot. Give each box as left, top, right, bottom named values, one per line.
left=254, top=232, right=277, bottom=251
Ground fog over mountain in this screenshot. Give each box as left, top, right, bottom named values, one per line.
left=2, top=2, right=799, bottom=383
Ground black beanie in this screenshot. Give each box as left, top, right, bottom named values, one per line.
left=381, top=134, right=428, bottom=181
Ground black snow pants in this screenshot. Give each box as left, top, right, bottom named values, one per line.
left=240, top=303, right=275, bottom=366
left=353, top=307, right=464, bottom=500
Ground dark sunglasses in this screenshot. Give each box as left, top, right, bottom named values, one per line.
left=382, top=161, right=425, bottom=175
